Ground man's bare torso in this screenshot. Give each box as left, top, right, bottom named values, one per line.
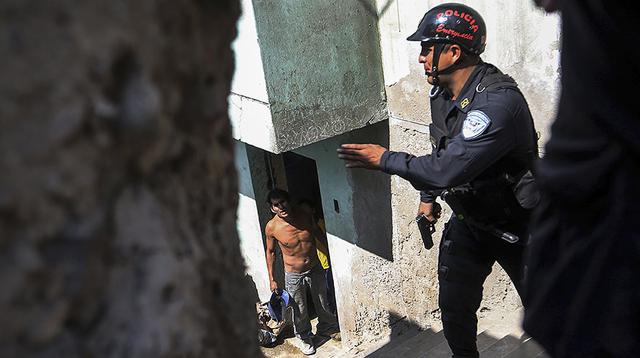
left=267, top=212, right=319, bottom=273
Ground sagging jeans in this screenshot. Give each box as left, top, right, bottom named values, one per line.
left=285, top=263, right=339, bottom=339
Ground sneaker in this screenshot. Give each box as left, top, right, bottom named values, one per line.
left=295, top=337, right=316, bottom=355
left=318, top=330, right=341, bottom=341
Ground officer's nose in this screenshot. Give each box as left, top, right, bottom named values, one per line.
left=419, top=54, right=431, bottom=67
left=418, top=55, right=430, bottom=72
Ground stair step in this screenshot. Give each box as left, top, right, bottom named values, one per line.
left=480, top=334, right=524, bottom=358
left=375, top=329, right=445, bottom=357
left=363, top=328, right=422, bottom=357
left=476, top=330, right=501, bottom=352
left=417, top=329, right=502, bottom=358
left=503, top=337, right=546, bottom=358
left=420, top=340, right=452, bottom=358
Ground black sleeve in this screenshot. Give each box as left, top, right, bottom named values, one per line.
left=380, top=105, right=516, bottom=191
left=420, top=190, right=440, bottom=203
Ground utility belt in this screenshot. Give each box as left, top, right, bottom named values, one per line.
left=441, top=171, right=539, bottom=243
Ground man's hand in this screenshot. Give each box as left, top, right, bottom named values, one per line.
left=337, top=143, right=387, bottom=169
left=418, top=201, right=441, bottom=222
left=270, top=280, right=278, bottom=292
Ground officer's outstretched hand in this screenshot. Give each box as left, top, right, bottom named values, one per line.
left=337, top=143, right=387, bottom=170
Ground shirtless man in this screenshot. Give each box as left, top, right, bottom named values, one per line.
left=265, top=189, right=339, bottom=355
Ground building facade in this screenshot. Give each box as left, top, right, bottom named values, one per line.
left=231, top=0, right=561, bottom=349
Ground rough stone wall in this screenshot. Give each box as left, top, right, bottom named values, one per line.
left=0, top=1, right=261, bottom=357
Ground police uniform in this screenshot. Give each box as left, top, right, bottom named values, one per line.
left=380, top=61, right=538, bottom=357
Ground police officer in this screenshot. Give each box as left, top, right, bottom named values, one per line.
left=337, top=3, right=538, bottom=357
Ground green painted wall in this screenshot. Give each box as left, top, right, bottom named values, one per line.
left=253, top=0, right=387, bottom=152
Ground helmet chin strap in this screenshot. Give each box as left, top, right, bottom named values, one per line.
left=426, top=43, right=463, bottom=97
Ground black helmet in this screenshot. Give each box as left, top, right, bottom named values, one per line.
left=407, top=3, right=486, bottom=56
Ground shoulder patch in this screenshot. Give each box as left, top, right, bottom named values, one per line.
left=462, top=110, right=491, bottom=140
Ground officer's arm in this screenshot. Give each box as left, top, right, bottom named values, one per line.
left=380, top=106, right=516, bottom=190
left=420, top=190, right=440, bottom=203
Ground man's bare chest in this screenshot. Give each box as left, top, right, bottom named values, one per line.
left=275, top=225, right=315, bottom=249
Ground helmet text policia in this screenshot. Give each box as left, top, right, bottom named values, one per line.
left=407, top=3, right=487, bottom=92
left=407, top=3, right=486, bottom=55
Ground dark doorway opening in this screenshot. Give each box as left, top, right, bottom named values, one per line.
left=282, top=151, right=323, bottom=218
left=282, top=151, right=338, bottom=320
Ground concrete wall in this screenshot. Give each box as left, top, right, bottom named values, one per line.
left=229, top=0, right=278, bottom=152
left=235, top=141, right=272, bottom=303
left=231, top=0, right=388, bottom=153
left=235, top=141, right=291, bottom=303
left=295, top=121, right=396, bottom=346
left=379, top=0, right=561, bottom=144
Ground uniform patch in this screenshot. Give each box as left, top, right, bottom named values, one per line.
left=462, top=110, right=491, bottom=140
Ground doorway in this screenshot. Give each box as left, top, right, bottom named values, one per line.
left=282, top=151, right=337, bottom=319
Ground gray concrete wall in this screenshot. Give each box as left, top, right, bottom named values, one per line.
left=235, top=141, right=272, bottom=303
left=231, top=0, right=388, bottom=153
left=379, top=0, right=560, bottom=143
left=295, top=121, right=396, bottom=347
left=229, top=0, right=278, bottom=152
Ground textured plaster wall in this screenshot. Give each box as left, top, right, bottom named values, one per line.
left=235, top=141, right=272, bottom=303
left=296, top=122, right=396, bottom=348
left=379, top=0, right=560, bottom=145
left=248, top=0, right=388, bottom=153
left=229, top=0, right=278, bottom=152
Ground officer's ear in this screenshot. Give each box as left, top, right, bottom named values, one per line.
left=449, top=44, right=463, bottom=62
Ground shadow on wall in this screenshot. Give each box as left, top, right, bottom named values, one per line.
left=346, top=121, right=393, bottom=261
left=356, top=0, right=395, bottom=20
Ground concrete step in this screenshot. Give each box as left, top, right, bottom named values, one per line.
left=476, top=331, right=501, bottom=352
left=420, top=339, right=452, bottom=358
left=362, top=328, right=422, bottom=357
left=418, top=329, right=503, bottom=358
left=502, top=337, right=546, bottom=358
left=480, top=334, right=525, bottom=358
left=371, top=329, right=445, bottom=357
left=359, top=308, right=546, bottom=358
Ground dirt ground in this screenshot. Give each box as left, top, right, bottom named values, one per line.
left=261, top=318, right=347, bottom=358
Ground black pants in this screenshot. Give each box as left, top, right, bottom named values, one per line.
left=438, top=217, right=526, bottom=358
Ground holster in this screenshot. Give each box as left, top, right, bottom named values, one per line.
left=442, top=174, right=533, bottom=243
